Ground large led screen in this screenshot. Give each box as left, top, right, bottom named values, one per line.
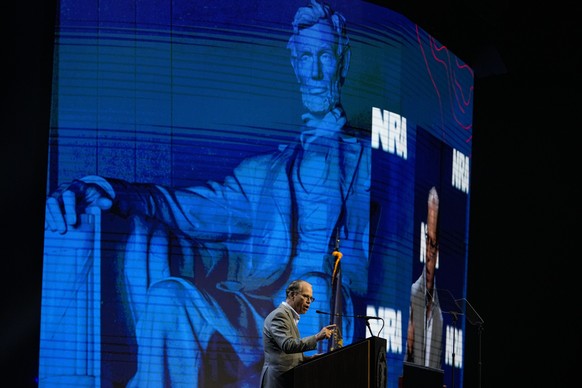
left=40, top=0, right=474, bottom=387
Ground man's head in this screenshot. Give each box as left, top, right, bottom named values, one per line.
left=287, top=0, right=351, bottom=116
left=286, top=279, right=314, bottom=314
left=425, top=186, right=440, bottom=291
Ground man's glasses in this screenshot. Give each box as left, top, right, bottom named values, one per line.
left=298, top=293, right=315, bottom=303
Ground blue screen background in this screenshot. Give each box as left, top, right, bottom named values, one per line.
left=39, top=1, right=473, bottom=387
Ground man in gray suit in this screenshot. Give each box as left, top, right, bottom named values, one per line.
left=261, top=280, right=336, bottom=388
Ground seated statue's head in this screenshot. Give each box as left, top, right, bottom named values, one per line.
left=287, top=0, right=351, bottom=116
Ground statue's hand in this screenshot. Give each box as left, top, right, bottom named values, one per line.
left=45, top=175, right=114, bottom=234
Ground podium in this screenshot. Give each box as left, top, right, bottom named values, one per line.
left=289, top=337, right=387, bottom=388
left=399, top=362, right=444, bottom=388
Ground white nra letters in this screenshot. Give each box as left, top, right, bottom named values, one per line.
left=371, top=107, right=470, bottom=194
left=371, top=107, right=407, bottom=159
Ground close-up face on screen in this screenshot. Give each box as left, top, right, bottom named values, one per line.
left=39, top=1, right=474, bottom=387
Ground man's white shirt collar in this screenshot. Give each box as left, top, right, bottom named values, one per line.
left=282, top=301, right=300, bottom=325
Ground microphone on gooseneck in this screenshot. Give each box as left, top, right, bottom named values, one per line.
left=356, top=315, right=382, bottom=320
left=316, top=310, right=381, bottom=320
left=316, top=310, right=341, bottom=316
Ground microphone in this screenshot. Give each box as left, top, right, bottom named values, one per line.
left=316, top=310, right=341, bottom=316
left=317, top=310, right=381, bottom=320
left=356, top=315, right=382, bottom=320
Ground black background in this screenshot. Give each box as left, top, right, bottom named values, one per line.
left=2, top=1, right=579, bottom=386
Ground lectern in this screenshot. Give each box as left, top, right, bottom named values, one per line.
left=289, top=337, right=387, bottom=388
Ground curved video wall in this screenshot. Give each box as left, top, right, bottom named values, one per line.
left=39, top=1, right=473, bottom=387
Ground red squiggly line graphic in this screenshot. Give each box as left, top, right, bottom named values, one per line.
left=415, top=24, right=473, bottom=147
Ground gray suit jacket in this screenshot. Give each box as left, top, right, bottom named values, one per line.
left=260, top=303, right=318, bottom=388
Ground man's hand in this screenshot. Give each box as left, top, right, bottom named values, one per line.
left=316, top=324, right=337, bottom=341
left=45, top=175, right=114, bottom=234
left=406, top=304, right=415, bottom=361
